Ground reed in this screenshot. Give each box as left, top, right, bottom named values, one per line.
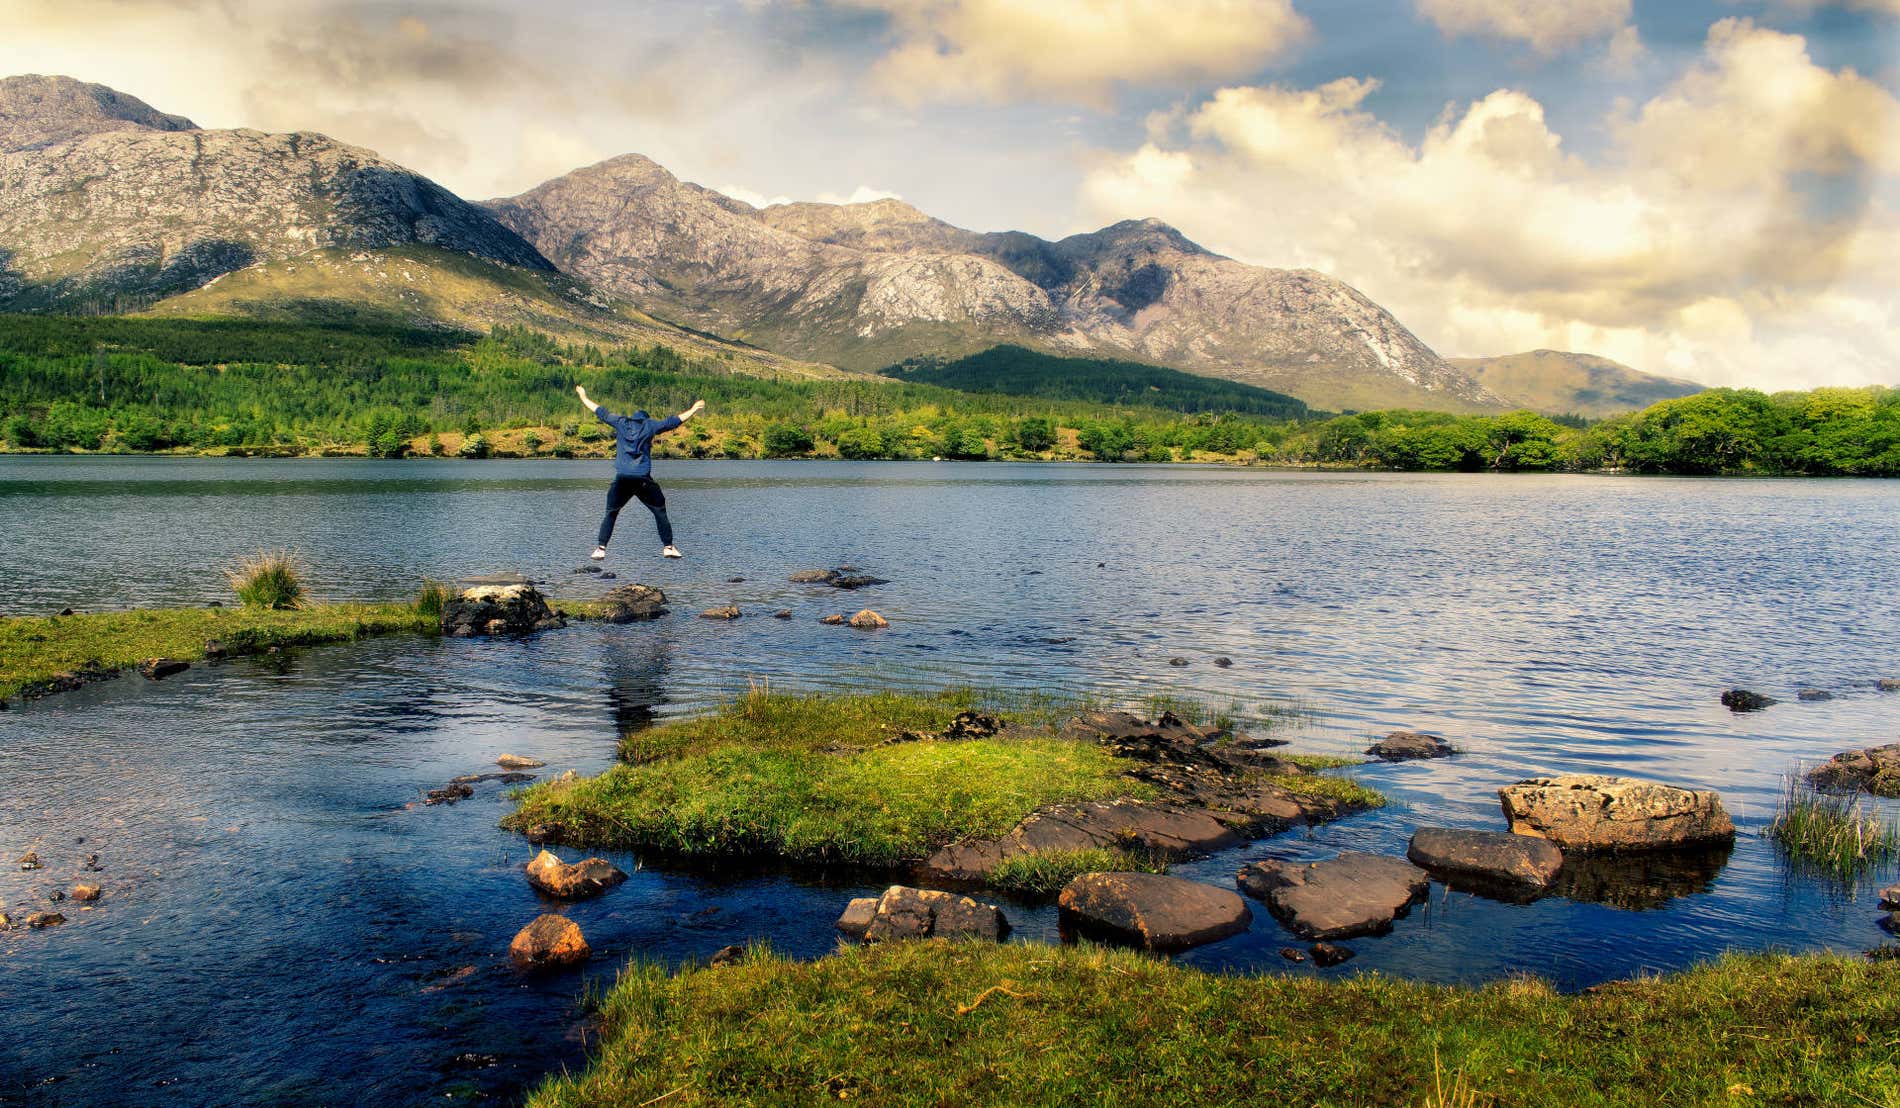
left=1768, top=773, right=1900, bottom=880
left=225, top=549, right=307, bottom=610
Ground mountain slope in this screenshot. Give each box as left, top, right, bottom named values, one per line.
left=883, top=344, right=1310, bottom=417
left=1449, top=350, right=1704, bottom=417
left=486, top=158, right=1502, bottom=412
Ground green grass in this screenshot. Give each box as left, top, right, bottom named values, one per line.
left=1269, top=771, right=1387, bottom=810
left=1283, top=753, right=1364, bottom=770
left=0, top=603, right=437, bottom=703
left=526, top=943, right=1900, bottom=1107
left=1768, top=774, right=1900, bottom=881
left=414, top=579, right=451, bottom=619
left=985, top=847, right=1170, bottom=898
left=225, top=549, right=307, bottom=610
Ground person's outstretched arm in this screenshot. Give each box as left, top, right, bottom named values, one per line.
left=657, top=400, right=704, bottom=435
left=575, top=385, right=604, bottom=417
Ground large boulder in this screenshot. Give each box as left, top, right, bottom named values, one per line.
left=440, top=583, right=564, bottom=638
left=835, top=886, right=1008, bottom=942
left=1237, top=852, right=1430, bottom=939
left=1807, top=744, right=1900, bottom=798
left=509, top=914, right=589, bottom=969
left=1406, top=827, right=1565, bottom=891
left=1366, top=731, right=1454, bottom=761
left=595, top=583, right=668, bottom=623
left=524, top=850, right=628, bottom=900
left=1057, top=872, right=1251, bottom=949
left=1498, top=775, right=1735, bottom=852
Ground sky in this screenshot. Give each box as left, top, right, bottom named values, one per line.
left=5, top=0, right=1899, bottom=388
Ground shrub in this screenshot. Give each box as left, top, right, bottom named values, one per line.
left=1014, top=416, right=1056, bottom=453
left=763, top=423, right=815, bottom=458
left=523, top=430, right=543, bottom=453
left=457, top=434, right=491, bottom=459
left=226, top=550, right=307, bottom=610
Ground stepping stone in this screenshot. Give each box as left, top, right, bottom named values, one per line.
left=1406, top=827, right=1564, bottom=890
left=1057, top=872, right=1251, bottom=949
left=835, top=886, right=1007, bottom=942
left=525, top=850, right=627, bottom=899
left=509, top=914, right=588, bottom=969
left=1238, top=852, right=1429, bottom=939
left=1366, top=731, right=1453, bottom=761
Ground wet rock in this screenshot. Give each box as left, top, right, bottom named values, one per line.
left=830, top=574, right=888, bottom=590
left=1806, top=743, right=1900, bottom=798
left=72, top=884, right=100, bottom=902
left=598, top=572, right=617, bottom=580
left=57, top=607, right=74, bottom=616
left=81, top=853, right=100, bottom=871
left=0, top=912, right=10, bottom=929
left=1498, top=774, right=1736, bottom=852
left=424, top=782, right=474, bottom=805
left=47, top=890, right=65, bottom=902
left=1553, top=843, right=1733, bottom=910
left=1879, top=883, right=1900, bottom=910
left=1168, top=657, right=1189, bottom=667
left=1882, top=913, right=1900, bottom=936
left=820, top=614, right=845, bottom=625
left=1406, top=827, right=1565, bottom=891
left=1366, top=731, right=1454, bottom=762
left=26, top=911, right=65, bottom=929
left=595, top=584, right=668, bottom=623
left=709, top=944, right=745, bottom=967
left=1878, top=678, right=1900, bottom=692
left=1796, top=688, right=1834, bottom=702
left=699, top=605, right=742, bottom=620
left=1720, top=688, right=1776, bottom=712
left=773, top=609, right=793, bottom=619
left=837, top=886, right=1008, bottom=942
left=496, top=753, right=546, bottom=769
left=440, top=583, right=564, bottom=638
left=789, top=569, right=839, bottom=584
left=1279, top=946, right=1306, bottom=962
left=1213, top=657, right=1233, bottom=668
left=726, top=576, right=746, bottom=583
left=20, top=850, right=41, bottom=871
left=203, top=639, right=227, bottom=661
left=1237, top=852, right=1429, bottom=939
left=508, top=914, right=589, bottom=969
left=1057, top=872, right=1252, bottom=949
left=1310, top=941, right=1356, bottom=967
left=848, top=609, right=888, bottom=629
left=524, top=850, right=627, bottom=899
left=835, top=896, right=878, bottom=936
left=573, top=565, right=602, bottom=574
left=138, top=657, right=190, bottom=680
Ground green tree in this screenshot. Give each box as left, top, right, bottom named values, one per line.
left=1014, top=416, right=1056, bottom=452
left=763, top=423, right=815, bottom=458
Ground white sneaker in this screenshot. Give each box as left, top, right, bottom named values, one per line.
left=662, top=545, right=683, bottom=559
left=590, top=546, right=607, bottom=560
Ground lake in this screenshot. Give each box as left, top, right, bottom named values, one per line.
left=2, top=457, right=1897, bottom=1104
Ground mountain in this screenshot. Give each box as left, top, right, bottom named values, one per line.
left=1448, top=350, right=1704, bottom=417
left=485, top=156, right=1502, bottom=412
left=884, top=344, right=1310, bottom=418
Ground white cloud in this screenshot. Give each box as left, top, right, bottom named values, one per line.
left=815, top=185, right=903, bottom=204
left=846, top=0, right=1310, bottom=105
left=1080, top=18, right=1900, bottom=389
left=716, top=183, right=796, bottom=209
left=1416, top=0, right=1633, bottom=52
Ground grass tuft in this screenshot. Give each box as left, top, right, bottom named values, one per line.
left=226, top=549, right=307, bottom=610
left=414, top=579, right=451, bottom=618
left=1268, top=771, right=1386, bottom=809
left=1767, top=773, right=1900, bottom=880
left=986, top=847, right=1170, bottom=899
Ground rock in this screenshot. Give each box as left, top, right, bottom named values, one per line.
left=206, top=601, right=221, bottom=608
left=20, top=850, right=41, bottom=871
left=700, top=605, right=742, bottom=620
left=1168, top=657, right=1188, bottom=667
left=840, top=886, right=1008, bottom=942
left=820, top=614, right=846, bottom=625
left=709, top=944, right=745, bottom=966
left=1879, top=884, right=1900, bottom=910
left=1882, top=912, right=1900, bottom=936
left=509, top=914, right=589, bottom=969
left=1279, top=946, right=1306, bottom=962
left=1213, top=657, right=1233, bottom=668
left=1720, top=688, right=1776, bottom=712
left=1796, top=688, right=1834, bottom=702
left=1310, top=941, right=1356, bottom=967
left=1498, top=775, right=1736, bottom=851
left=599, top=572, right=617, bottom=580
left=773, top=609, right=793, bottom=619
left=1237, top=852, right=1430, bottom=939
left=524, top=850, right=628, bottom=899
left=1366, top=731, right=1454, bottom=761
left=1057, top=872, right=1251, bottom=949
left=789, top=569, right=839, bottom=583
left=27, top=911, right=65, bottom=929
left=595, top=583, right=668, bottom=622
left=57, top=607, right=74, bottom=616
left=1406, top=827, right=1565, bottom=891
left=573, top=565, right=602, bottom=574
left=848, top=609, right=889, bottom=629
left=0, top=912, right=10, bottom=929
left=138, top=657, right=190, bottom=680
left=496, top=754, right=546, bottom=769
left=47, top=890, right=65, bottom=902
left=440, top=583, right=564, bottom=638
left=1806, top=744, right=1900, bottom=798
left=72, top=884, right=100, bottom=902
left=203, top=638, right=227, bottom=661
left=830, top=575, right=888, bottom=590
left=82, top=853, right=100, bottom=871
left=424, top=782, right=474, bottom=805
left=726, top=576, right=746, bottom=583
left=521, top=823, right=561, bottom=844
left=1878, top=678, right=1900, bottom=692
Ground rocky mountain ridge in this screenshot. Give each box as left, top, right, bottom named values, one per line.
left=1449, top=350, right=1704, bottom=418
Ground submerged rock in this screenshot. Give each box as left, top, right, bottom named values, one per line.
left=819, top=614, right=846, bottom=625
left=1806, top=743, right=1900, bottom=798
left=524, top=850, right=627, bottom=900
left=1498, top=774, right=1735, bottom=852
left=1237, top=852, right=1430, bottom=939
left=26, top=911, right=65, bottom=929
left=830, top=574, right=888, bottom=590
left=1310, top=941, right=1356, bottom=967
left=72, top=884, right=100, bottom=902
left=838, top=886, right=1009, bottom=942
left=138, top=657, right=190, bottom=680
left=424, top=782, right=474, bottom=805
left=848, top=609, right=889, bottom=629
left=1406, top=827, right=1565, bottom=892
left=1720, top=688, right=1776, bottom=712
left=20, top=850, right=41, bottom=871
left=789, top=569, right=839, bottom=584
left=509, top=914, right=589, bottom=969
left=1366, top=731, right=1454, bottom=761
left=1168, top=657, right=1189, bottom=667
left=1878, top=678, right=1900, bottom=692
left=1279, top=946, right=1306, bottom=962
left=699, top=605, right=742, bottom=620
left=595, top=583, right=668, bottom=623
left=496, top=753, right=546, bottom=769
left=1057, top=872, right=1251, bottom=949
left=773, top=609, right=793, bottom=619
left=1213, top=657, right=1233, bottom=668
left=1796, top=688, right=1834, bottom=702
left=441, top=583, right=564, bottom=638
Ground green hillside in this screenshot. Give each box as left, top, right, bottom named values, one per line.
left=882, top=344, right=1311, bottom=418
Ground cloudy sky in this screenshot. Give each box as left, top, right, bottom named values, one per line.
left=6, top=0, right=1898, bottom=388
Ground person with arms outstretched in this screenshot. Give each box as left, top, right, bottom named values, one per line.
left=576, top=385, right=703, bottom=560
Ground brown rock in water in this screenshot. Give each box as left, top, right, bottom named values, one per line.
left=820, top=614, right=846, bottom=625
left=524, top=850, right=627, bottom=899
left=773, top=609, right=793, bottom=619
left=138, top=657, right=190, bottom=680
left=203, top=639, right=228, bottom=661
left=1310, top=941, right=1356, bottom=967
left=440, top=583, right=565, bottom=638
left=1720, top=688, right=1776, bottom=712
left=424, top=782, right=474, bottom=805
left=496, top=753, right=546, bottom=769
left=1366, top=731, right=1454, bottom=761
left=848, top=609, right=889, bottom=629
left=1879, top=883, right=1900, bottom=911
left=1807, top=743, right=1900, bottom=798
left=1498, top=775, right=1735, bottom=852
left=708, top=944, right=745, bottom=967
left=789, top=569, right=839, bottom=584
left=699, top=605, right=742, bottom=620
left=26, top=911, right=65, bottom=929
left=596, top=583, right=668, bottom=622
left=1237, top=852, right=1429, bottom=939
left=1406, top=827, right=1565, bottom=891
left=1796, top=688, right=1834, bottom=702
left=72, top=884, right=101, bottom=902
left=1279, top=946, right=1307, bottom=962
left=509, top=914, right=589, bottom=969
left=1057, top=872, right=1251, bottom=949
left=840, top=886, right=1008, bottom=942
left=19, top=850, right=41, bottom=871
left=1878, top=678, right=1900, bottom=692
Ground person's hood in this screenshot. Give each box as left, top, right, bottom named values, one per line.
left=630, top=410, right=650, bottom=420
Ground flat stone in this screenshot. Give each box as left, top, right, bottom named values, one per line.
left=1366, top=731, right=1454, bottom=761
left=1406, top=827, right=1565, bottom=890
left=524, top=850, right=627, bottom=899
left=773, top=609, right=793, bottom=619
left=1237, top=852, right=1429, bottom=939
left=424, top=782, right=474, bottom=805
left=26, top=911, right=65, bottom=929
left=509, top=914, right=589, bottom=969
left=849, top=886, right=1007, bottom=942
left=496, top=753, right=545, bottom=769
left=789, top=569, right=839, bottom=583
left=1058, top=872, right=1251, bottom=949
left=1796, top=688, right=1834, bottom=702
left=1498, top=775, right=1736, bottom=852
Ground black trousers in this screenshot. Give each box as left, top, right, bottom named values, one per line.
left=598, top=475, right=673, bottom=546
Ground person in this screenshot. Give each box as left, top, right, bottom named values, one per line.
left=575, top=385, right=704, bottom=560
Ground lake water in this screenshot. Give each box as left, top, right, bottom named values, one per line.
left=3, top=457, right=1898, bottom=1105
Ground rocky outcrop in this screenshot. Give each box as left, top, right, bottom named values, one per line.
left=1057, top=872, right=1251, bottom=949
left=1720, top=689, right=1776, bottom=712
left=594, top=583, right=668, bottom=622
left=440, top=583, right=564, bottom=638
left=509, top=914, right=589, bottom=969
left=1366, top=731, right=1453, bottom=761
left=1237, top=853, right=1430, bottom=939
left=1498, top=775, right=1735, bottom=852
left=137, top=657, right=189, bottom=680
left=524, top=850, right=628, bottom=900
left=1807, top=744, right=1900, bottom=798
left=820, top=614, right=846, bottom=625
left=1406, top=827, right=1564, bottom=892
left=835, top=886, right=1008, bottom=942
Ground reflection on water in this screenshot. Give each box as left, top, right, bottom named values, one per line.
left=3, top=458, right=1899, bottom=1105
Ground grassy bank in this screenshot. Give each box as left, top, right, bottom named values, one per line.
left=529, top=943, right=1900, bottom=1106
left=0, top=603, right=436, bottom=703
